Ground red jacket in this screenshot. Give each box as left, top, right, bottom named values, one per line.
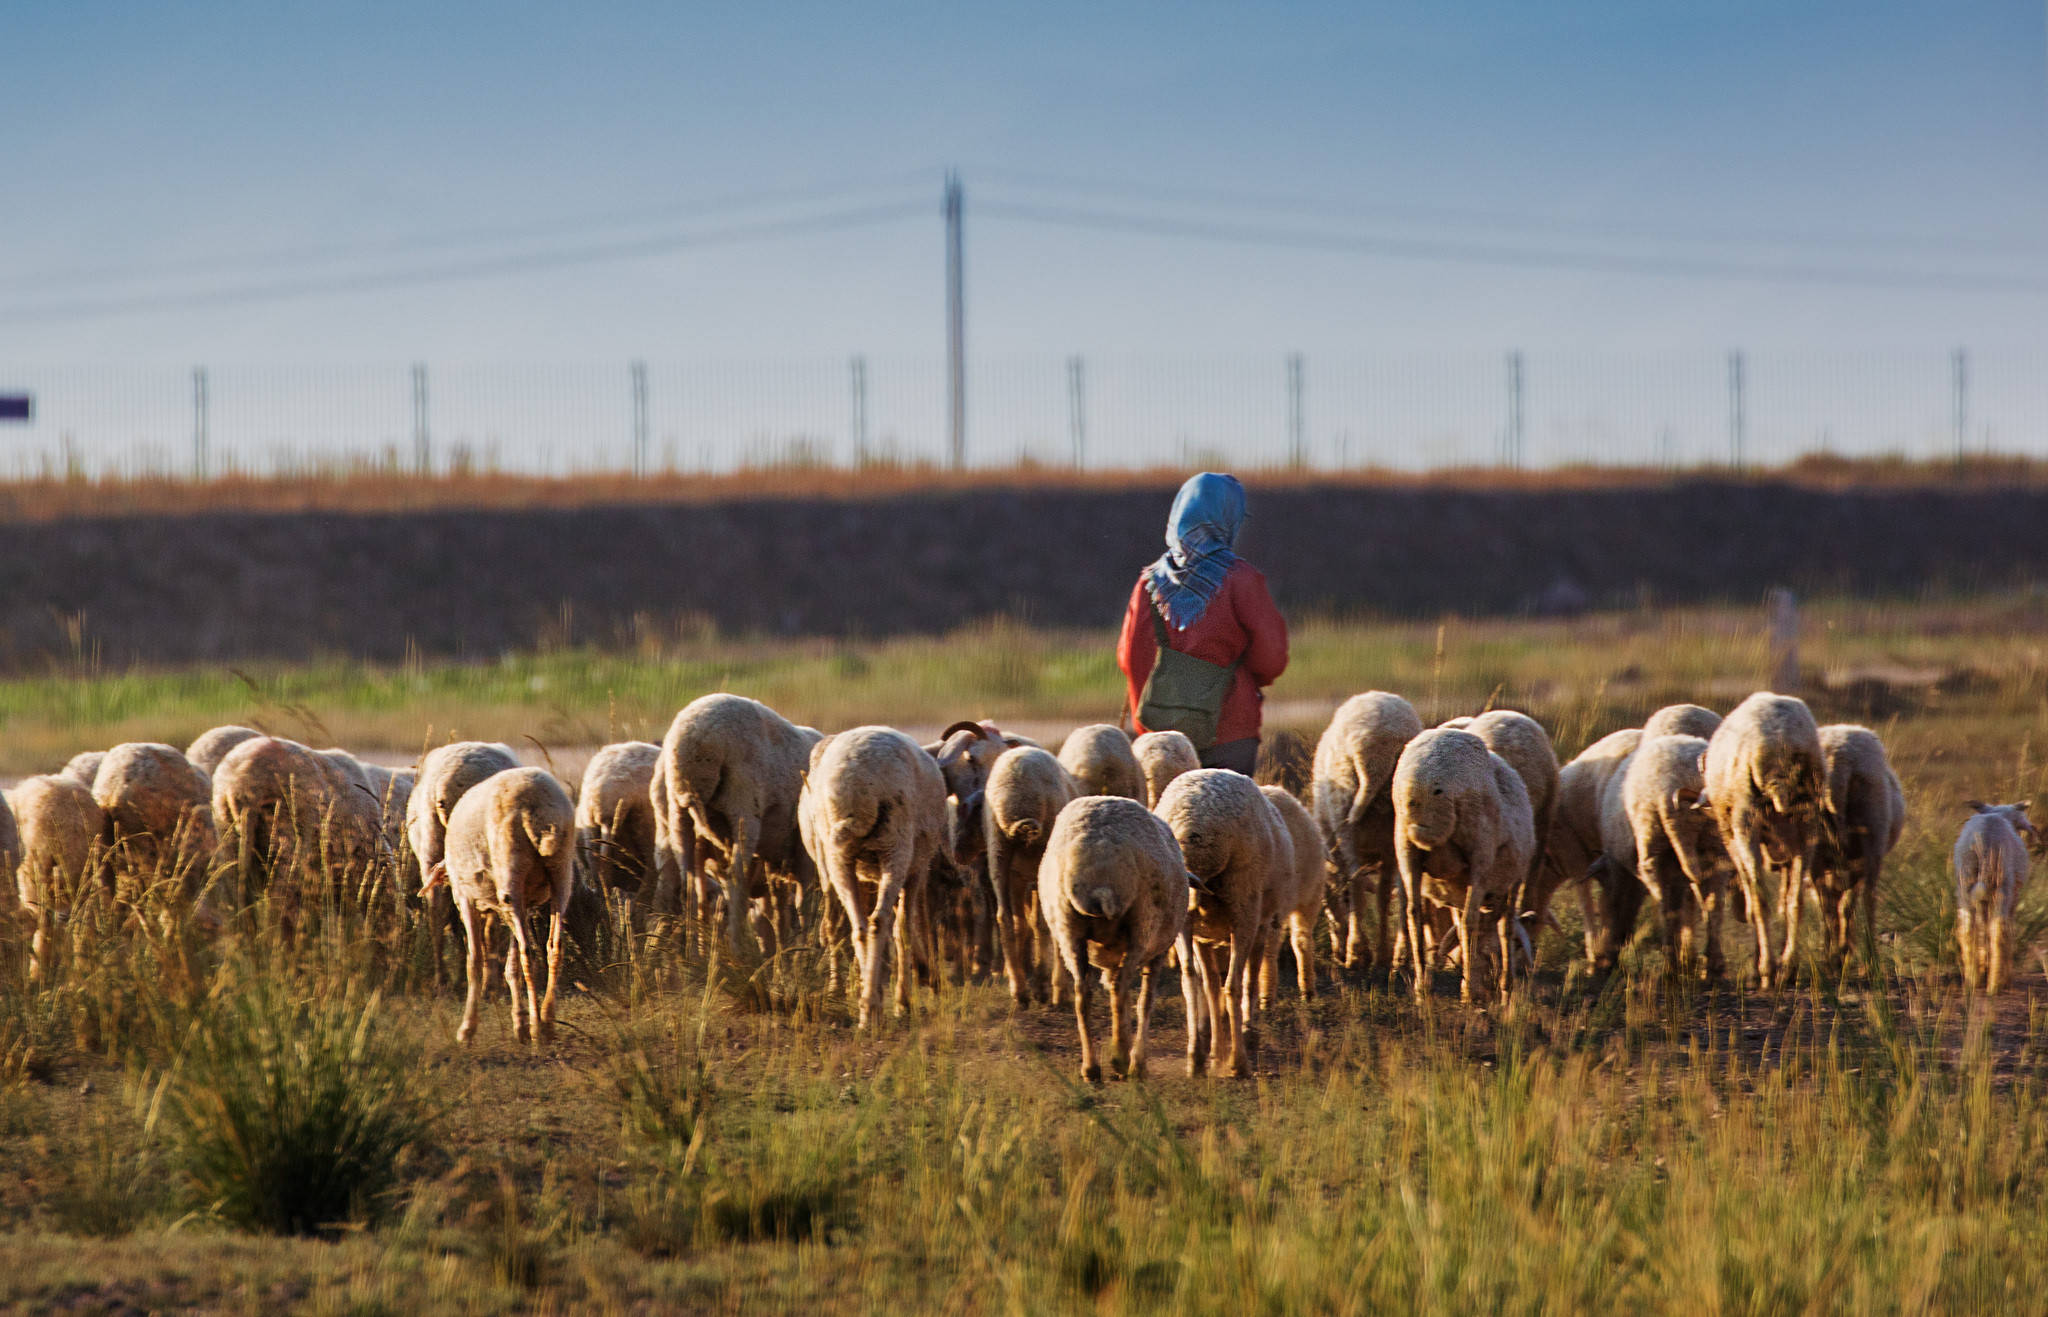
left=1118, top=561, right=1289, bottom=745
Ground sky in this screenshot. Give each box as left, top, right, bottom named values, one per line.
left=2, top=2, right=2045, bottom=467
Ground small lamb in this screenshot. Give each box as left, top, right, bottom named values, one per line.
left=1953, top=801, right=2037, bottom=994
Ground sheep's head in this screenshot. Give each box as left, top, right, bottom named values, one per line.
left=929, top=720, right=1004, bottom=864
left=1969, top=799, right=2041, bottom=846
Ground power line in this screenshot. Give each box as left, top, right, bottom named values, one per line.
left=975, top=198, right=2048, bottom=294
left=0, top=171, right=939, bottom=296
left=6, top=201, right=929, bottom=323
left=972, top=165, right=2048, bottom=261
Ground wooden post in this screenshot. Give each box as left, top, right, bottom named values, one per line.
left=1768, top=587, right=1799, bottom=693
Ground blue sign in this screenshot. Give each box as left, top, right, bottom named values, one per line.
left=0, top=395, right=29, bottom=422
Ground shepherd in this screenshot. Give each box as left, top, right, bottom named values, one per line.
left=1118, top=472, right=1289, bottom=776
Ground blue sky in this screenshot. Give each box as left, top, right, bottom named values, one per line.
left=4, top=1, right=2045, bottom=366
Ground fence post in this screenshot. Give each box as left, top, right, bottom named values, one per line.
left=1727, top=351, right=1746, bottom=469
left=630, top=360, right=649, bottom=477
left=411, top=363, right=430, bottom=475
left=1952, top=347, right=1968, bottom=465
left=1504, top=351, right=1524, bottom=468
left=191, top=367, right=209, bottom=481
left=1066, top=355, right=1086, bottom=468
left=1286, top=352, right=1305, bottom=468
left=1768, top=587, right=1799, bottom=693
left=849, top=355, right=869, bottom=466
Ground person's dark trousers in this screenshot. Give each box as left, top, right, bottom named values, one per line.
left=1200, top=737, right=1259, bottom=776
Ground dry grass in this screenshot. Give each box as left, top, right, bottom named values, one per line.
left=0, top=452, right=2040, bottom=522
left=5, top=603, right=2048, bottom=1310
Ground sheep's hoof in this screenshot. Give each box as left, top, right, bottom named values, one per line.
left=1081, top=1063, right=1102, bottom=1085
left=1225, top=1060, right=1251, bottom=1080
left=456, top=1024, right=476, bottom=1046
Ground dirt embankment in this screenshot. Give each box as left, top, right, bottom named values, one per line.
left=2, top=479, right=2042, bottom=669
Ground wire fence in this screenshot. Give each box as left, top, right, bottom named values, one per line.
left=0, top=349, right=2029, bottom=479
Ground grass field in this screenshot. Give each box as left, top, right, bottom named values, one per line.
left=5, top=599, right=2048, bottom=1312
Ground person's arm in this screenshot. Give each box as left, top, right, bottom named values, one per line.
left=1235, top=567, right=1289, bottom=688
left=1117, top=577, right=1155, bottom=724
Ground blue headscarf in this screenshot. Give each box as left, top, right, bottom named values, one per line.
left=1144, top=472, right=1246, bottom=631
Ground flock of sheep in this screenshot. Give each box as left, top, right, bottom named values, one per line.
left=0, top=688, right=2036, bottom=1081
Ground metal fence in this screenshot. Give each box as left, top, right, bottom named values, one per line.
left=0, top=349, right=2029, bottom=479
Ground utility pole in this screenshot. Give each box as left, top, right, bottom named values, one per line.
left=944, top=170, right=965, bottom=469
left=1504, top=351, right=1524, bottom=468
left=1066, top=355, right=1086, bottom=468
left=630, top=360, right=649, bottom=477
left=1952, top=347, right=1969, bottom=464
left=1727, top=351, right=1746, bottom=469
left=411, top=362, right=431, bottom=475
left=850, top=355, right=869, bottom=465
left=191, top=367, right=209, bottom=481
left=1286, top=353, right=1306, bottom=467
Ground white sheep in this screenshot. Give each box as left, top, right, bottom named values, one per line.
left=1258, top=785, right=1330, bottom=1007
left=211, top=736, right=387, bottom=904
left=424, top=766, right=575, bottom=1045
left=1036, top=795, right=1189, bottom=1082
left=1542, top=728, right=1642, bottom=967
left=1702, top=692, right=1826, bottom=988
left=62, top=750, right=106, bottom=789
left=9, top=774, right=101, bottom=982
left=1810, top=724, right=1907, bottom=968
left=1392, top=728, right=1534, bottom=1003
left=925, top=720, right=1032, bottom=984
left=92, top=742, right=216, bottom=896
left=1057, top=724, right=1147, bottom=802
left=185, top=725, right=262, bottom=777
left=1642, top=703, right=1722, bottom=741
left=1595, top=734, right=1726, bottom=980
left=576, top=741, right=661, bottom=900
left=1155, top=768, right=1283, bottom=1078
left=1953, top=801, right=2037, bottom=994
left=982, top=745, right=1078, bottom=1005
left=1310, top=691, right=1423, bottom=972
left=659, top=694, right=821, bottom=949
left=1131, top=730, right=1201, bottom=808
left=799, top=726, right=949, bottom=1029
left=408, top=742, right=523, bottom=974
left=317, top=747, right=376, bottom=799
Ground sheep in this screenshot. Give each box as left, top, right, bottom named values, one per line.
left=1594, top=734, right=1726, bottom=980
left=659, top=694, right=822, bottom=950
left=1701, top=692, right=1827, bottom=988
left=1541, top=728, right=1642, bottom=967
left=91, top=742, right=216, bottom=895
left=0, top=792, right=21, bottom=922
left=1258, top=785, right=1330, bottom=1007
left=1057, top=724, right=1147, bottom=802
left=408, top=741, right=523, bottom=974
left=925, top=720, right=1033, bottom=983
left=9, top=774, right=101, bottom=982
left=364, top=764, right=416, bottom=854
left=62, top=750, right=106, bottom=789
left=981, top=745, right=1079, bottom=1005
left=211, top=736, right=387, bottom=909
left=1311, top=691, right=1423, bottom=971
left=1392, top=728, right=1534, bottom=1003
left=576, top=741, right=661, bottom=899
left=1036, top=795, right=1189, bottom=1082
left=799, top=726, right=949, bottom=1029
left=1953, top=801, right=2037, bottom=994
left=408, top=742, right=522, bottom=882
left=317, top=748, right=376, bottom=799
left=1810, top=724, right=1907, bottom=969
left=1444, top=711, right=1557, bottom=957
left=424, top=767, right=575, bottom=1045
left=1155, top=768, right=1283, bottom=1078
left=1132, top=730, right=1201, bottom=808
left=185, top=725, right=262, bottom=777
left=1642, top=704, right=1722, bottom=742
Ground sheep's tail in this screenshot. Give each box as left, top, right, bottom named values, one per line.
left=1344, top=748, right=1387, bottom=829
left=831, top=798, right=890, bottom=849
left=1071, top=883, right=1130, bottom=920
left=523, top=810, right=567, bottom=860
left=1004, top=817, right=1043, bottom=846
